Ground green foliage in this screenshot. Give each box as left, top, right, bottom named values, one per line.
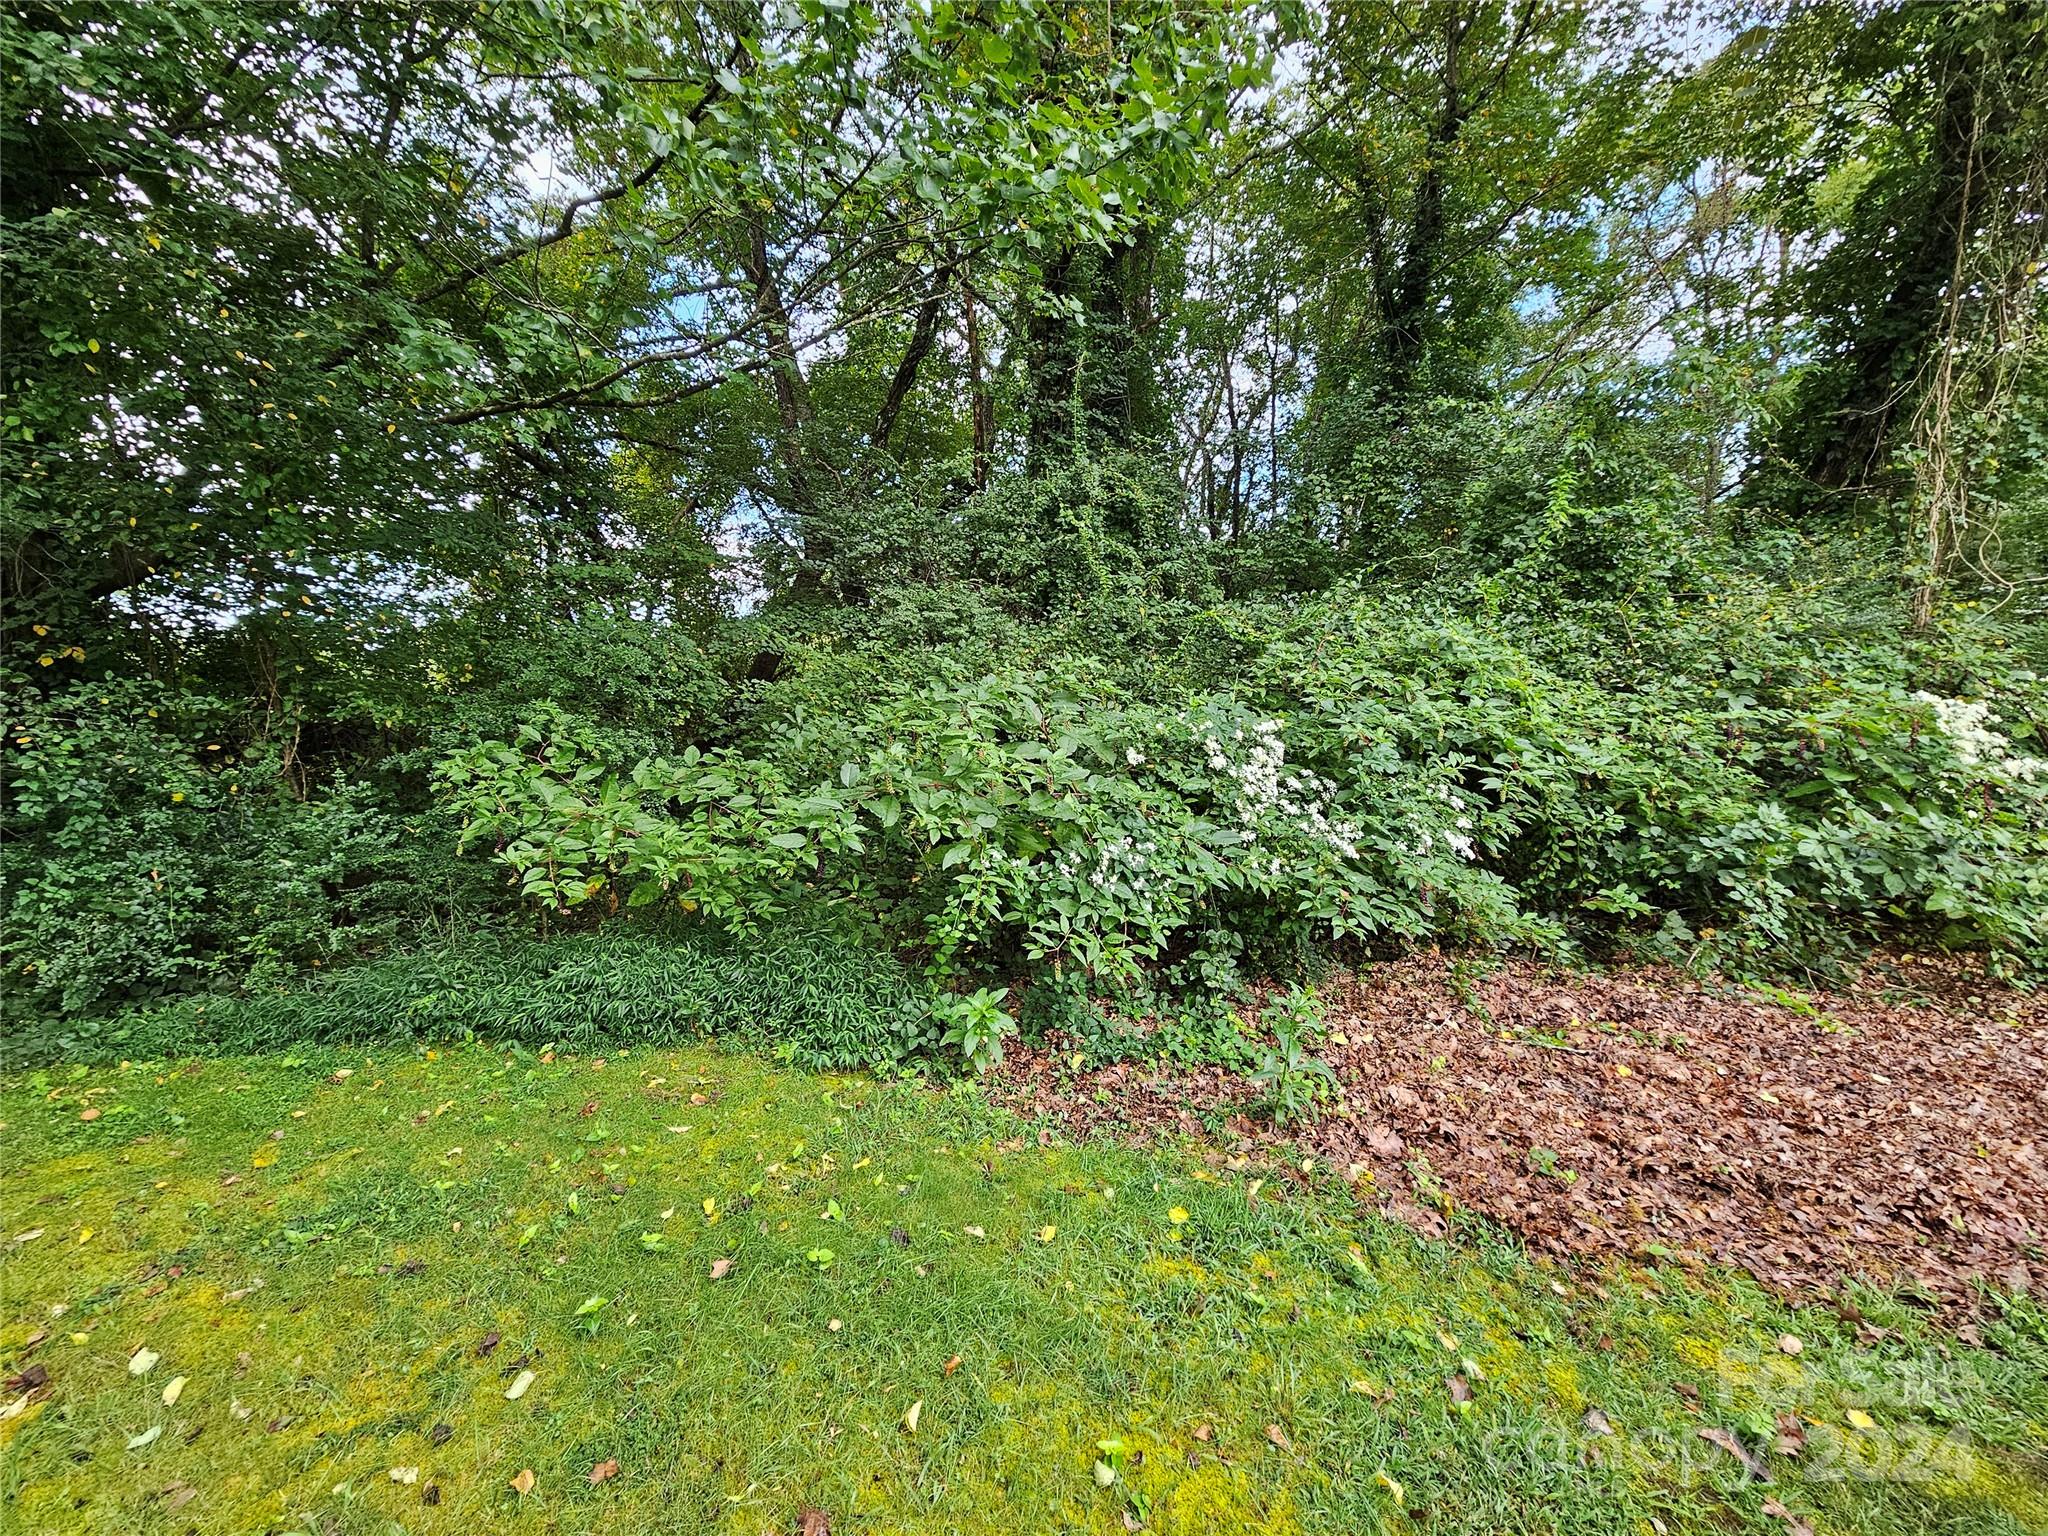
left=5, top=0, right=2046, bottom=1077
left=0, top=679, right=436, bottom=1020
left=1248, top=984, right=1338, bottom=1126
left=43, top=926, right=935, bottom=1072
left=932, top=986, right=1016, bottom=1075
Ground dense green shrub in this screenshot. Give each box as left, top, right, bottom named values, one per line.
left=20, top=926, right=936, bottom=1071
left=441, top=577, right=2048, bottom=997
left=1, top=679, right=443, bottom=1020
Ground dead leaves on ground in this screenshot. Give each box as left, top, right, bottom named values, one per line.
left=991, top=952, right=2048, bottom=1306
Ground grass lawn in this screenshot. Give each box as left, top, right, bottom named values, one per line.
left=2, top=1044, right=2044, bottom=1535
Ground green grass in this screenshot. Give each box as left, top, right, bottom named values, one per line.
left=2, top=1045, right=2044, bottom=1535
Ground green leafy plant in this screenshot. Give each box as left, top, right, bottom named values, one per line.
left=932, top=987, right=1015, bottom=1075
left=1248, top=987, right=1339, bottom=1127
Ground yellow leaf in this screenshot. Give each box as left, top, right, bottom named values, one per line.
left=1035, top=1225, right=1057, bottom=1243
left=1168, top=1207, right=1189, bottom=1225
left=251, top=1144, right=277, bottom=1169
left=1846, top=1409, right=1876, bottom=1431
left=510, top=1467, right=535, bottom=1496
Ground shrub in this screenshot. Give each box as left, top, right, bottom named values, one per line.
left=1, top=679, right=435, bottom=1021
left=29, top=925, right=936, bottom=1071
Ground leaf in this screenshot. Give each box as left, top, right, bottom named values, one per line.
left=127, top=1348, right=160, bottom=1377
left=504, top=1369, right=536, bottom=1401
left=901, top=1399, right=922, bottom=1434
left=1092, top=1459, right=1117, bottom=1487
left=1761, top=1496, right=1816, bottom=1536
left=1192, top=1423, right=1212, bottom=1442
left=1583, top=1407, right=1614, bottom=1436
left=1445, top=1374, right=1473, bottom=1404
left=1697, top=1425, right=1771, bottom=1481
left=510, top=1467, right=535, bottom=1497
left=1776, top=1333, right=1803, bottom=1355
left=1168, top=1207, right=1189, bottom=1225
left=1774, top=1412, right=1807, bottom=1456
left=943, top=1354, right=961, bottom=1376
left=1375, top=1470, right=1405, bottom=1506
left=799, top=1509, right=831, bottom=1536
left=588, top=1457, right=619, bottom=1484
left=1035, top=1225, right=1057, bottom=1243
left=1845, top=1409, right=1876, bottom=1431
left=1265, top=1423, right=1291, bottom=1450
left=251, top=1144, right=277, bottom=1169
left=160, top=1375, right=187, bottom=1407
left=388, top=1465, right=419, bottom=1484
left=709, top=1257, right=734, bottom=1280
left=126, top=1425, right=162, bottom=1450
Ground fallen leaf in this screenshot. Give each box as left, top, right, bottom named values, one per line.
left=1192, top=1423, right=1213, bottom=1442
left=1092, top=1459, right=1117, bottom=1487
left=963, top=1226, right=986, bottom=1239
left=1761, top=1496, right=1816, bottom=1536
left=799, top=1509, right=831, bottom=1536
left=1265, top=1423, right=1290, bottom=1450
left=421, top=1484, right=441, bottom=1506
left=588, top=1458, right=619, bottom=1485
left=943, top=1354, right=961, bottom=1376
left=126, top=1425, right=162, bottom=1450
left=127, top=1348, right=160, bottom=1377
left=1035, top=1225, right=1056, bottom=1243
left=1776, top=1333, right=1803, bottom=1356
left=1697, top=1425, right=1770, bottom=1481
left=901, top=1399, right=922, bottom=1434
left=162, top=1483, right=197, bottom=1511
left=429, top=1421, right=452, bottom=1445
left=1375, top=1470, right=1405, bottom=1506
left=1774, top=1412, right=1806, bottom=1456
left=1583, top=1407, right=1614, bottom=1436
left=1845, top=1409, right=1876, bottom=1431
left=1168, top=1207, right=1189, bottom=1225
left=1366, top=1125, right=1404, bottom=1159
left=78, top=1107, right=100, bottom=1122
left=504, top=1369, right=536, bottom=1401
left=476, top=1330, right=500, bottom=1357
left=388, top=1466, right=419, bottom=1485
left=6, top=1364, right=49, bottom=1394
left=1445, top=1374, right=1473, bottom=1404
left=510, top=1467, right=535, bottom=1497
left=160, top=1375, right=186, bottom=1407
left=709, top=1258, right=734, bottom=1281
left=251, top=1144, right=277, bottom=1169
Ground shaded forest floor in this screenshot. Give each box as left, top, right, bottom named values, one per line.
left=997, top=954, right=2046, bottom=1313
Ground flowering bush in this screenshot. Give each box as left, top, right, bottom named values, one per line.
left=440, top=591, right=2048, bottom=1057
left=440, top=678, right=1527, bottom=1008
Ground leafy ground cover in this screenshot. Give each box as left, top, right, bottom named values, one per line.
left=997, top=953, right=2048, bottom=1308
left=3, top=1044, right=2045, bottom=1535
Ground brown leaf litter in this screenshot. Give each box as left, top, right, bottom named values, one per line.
left=992, top=952, right=2045, bottom=1310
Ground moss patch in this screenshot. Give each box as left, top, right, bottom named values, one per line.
left=2, top=1046, right=2044, bottom=1534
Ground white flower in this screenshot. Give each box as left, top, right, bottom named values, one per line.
left=1125, top=748, right=1144, bottom=767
